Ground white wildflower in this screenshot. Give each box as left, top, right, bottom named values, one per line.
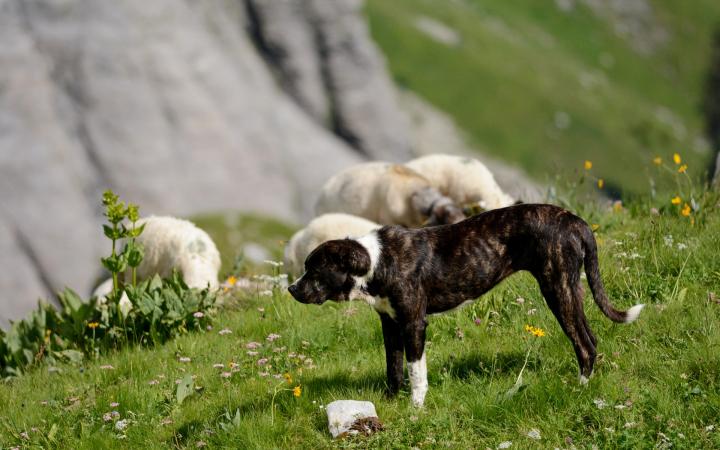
left=218, top=328, right=232, bottom=335
left=263, top=260, right=283, bottom=267
left=527, top=429, right=541, bottom=440
left=593, top=398, right=608, bottom=409
left=498, top=441, right=512, bottom=449
left=115, top=419, right=129, bottom=431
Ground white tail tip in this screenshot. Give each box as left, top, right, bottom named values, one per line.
left=624, top=304, right=645, bottom=323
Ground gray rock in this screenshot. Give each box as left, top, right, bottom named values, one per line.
left=247, top=0, right=412, bottom=161
left=3, top=0, right=398, bottom=326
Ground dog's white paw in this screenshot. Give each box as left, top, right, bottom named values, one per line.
left=409, top=353, right=428, bottom=408
left=579, top=374, right=590, bottom=386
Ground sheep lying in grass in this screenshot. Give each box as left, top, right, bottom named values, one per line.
left=93, top=216, right=221, bottom=300
left=284, top=213, right=380, bottom=277
left=406, top=154, right=516, bottom=210
left=315, top=162, right=465, bottom=227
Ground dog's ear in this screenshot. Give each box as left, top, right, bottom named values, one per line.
left=309, top=239, right=371, bottom=277
left=338, top=239, right=371, bottom=276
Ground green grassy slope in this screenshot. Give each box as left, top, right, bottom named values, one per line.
left=192, top=213, right=295, bottom=277
left=1, top=204, right=719, bottom=448
left=366, top=0, right=720, bottom=195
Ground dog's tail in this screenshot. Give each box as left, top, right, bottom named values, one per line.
left=581, top=224, right=644, bottom=323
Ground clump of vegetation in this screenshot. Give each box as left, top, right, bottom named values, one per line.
left=0, top=191, right=217, bottom=378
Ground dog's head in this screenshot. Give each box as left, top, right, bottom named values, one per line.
left=287, top=239, right=370, bottom=304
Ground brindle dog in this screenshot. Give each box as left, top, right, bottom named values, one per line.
left=288, top=204, right=644, bottom=407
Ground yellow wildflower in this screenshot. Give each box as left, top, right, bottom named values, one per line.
left=681, top=203, right=691, bottom=217
left=678, top=164, right=688, bottom=174
left=591, top=224, right=600, bottom=232
left=653, top=156, right=662, bottom=165
left=226, top=275, right=238, bottom=286
left=284, top=373, right=293, bottom=384
left=524, top=324, right=546, bottom=338
left=671, top=196, right=681, bottom=205
left=584, top=160, right=593, bottom=170
left=88, top=322, right=99, bottom=329
left=44, top=329, right=51, bottom=344
left=597, top=178, right=604, bottom=189
left=673, top=153, right=681, bottom=165
left=293, top=385, right=302, bottom=397
left=613, top=200, right=623, bottom=212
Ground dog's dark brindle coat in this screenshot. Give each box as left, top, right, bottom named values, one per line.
left=288, top=204, right=643, bottom=406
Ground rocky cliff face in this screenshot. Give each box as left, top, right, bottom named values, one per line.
left=0, top=0, right=411, bottom=326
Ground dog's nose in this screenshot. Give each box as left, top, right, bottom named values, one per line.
left=288, top=283, right=298, bottom=297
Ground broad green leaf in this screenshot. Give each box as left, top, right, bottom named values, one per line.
left=176, top=373, right=194, bottom=404
left=57, top=350, right=84, bottom=364
left=677, top=287, right=687, bottom=303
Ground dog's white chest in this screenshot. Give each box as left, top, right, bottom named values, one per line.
left=366, top=297, right=396, bottom=318
left=352, top=288, right=395, bottom=318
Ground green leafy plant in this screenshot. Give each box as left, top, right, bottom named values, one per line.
left=0, top=190, right=217, bottom=378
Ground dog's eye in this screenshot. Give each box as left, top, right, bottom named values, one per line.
left=324, top=270, right=346, bottom=288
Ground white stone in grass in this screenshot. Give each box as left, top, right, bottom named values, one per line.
left=326, top=400, right=378, bottom=438
left=497, top=441, right=512, bottom=449
left=527, top=428, right=541, bottom=440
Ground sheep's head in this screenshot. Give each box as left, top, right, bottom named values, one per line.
left=411, top=187, right=466, bottom=226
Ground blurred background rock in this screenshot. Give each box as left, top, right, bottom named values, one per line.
left=1, top=0, right=718, bottom=326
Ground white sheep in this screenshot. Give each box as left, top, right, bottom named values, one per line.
left=405, top=154, right=516, bottom=210
left=315, top=162, right=465, bottom=227
left=284, top=213, right=380, bottom=277
left=93, top=216, right=221, bottom=301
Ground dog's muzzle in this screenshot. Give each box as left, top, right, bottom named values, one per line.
left=287, top=283, right=300, bottom=300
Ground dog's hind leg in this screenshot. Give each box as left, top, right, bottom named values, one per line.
left=571, top=283, right=597, bottom=383
left=537, top=275, right=596, bottom=383
left=380, top=313, right=405, bottom=395
left=574, top=283, right=597, bottom=347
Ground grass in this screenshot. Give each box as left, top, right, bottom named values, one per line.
left=365, top=0, right=720, bottom=195
left=192, top=212, right=296, bottom=277
left=1, top=199, right=719, bottom=448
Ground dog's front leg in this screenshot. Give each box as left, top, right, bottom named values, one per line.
left=380, top=313, right=404, bottom=395
left=403, top=318, right=428, bottom=407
